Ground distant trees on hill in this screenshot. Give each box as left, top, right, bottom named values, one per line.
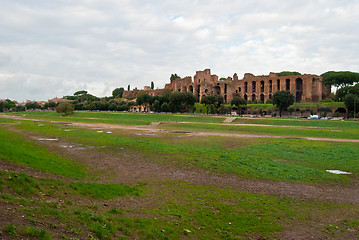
left=276, top=71, right=301, bottom=76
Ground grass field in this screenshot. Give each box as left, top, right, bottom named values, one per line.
left=1, top=112, right=359, bottom=239
left=6, top=111, right=225, bottom=125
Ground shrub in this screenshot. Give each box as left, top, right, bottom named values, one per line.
left=56, top=102, right=74, bottom=116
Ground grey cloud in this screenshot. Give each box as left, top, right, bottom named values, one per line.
left=0, top=0, right=358, bottom=101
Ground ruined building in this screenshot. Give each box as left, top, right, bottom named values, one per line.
left=123, top=69, right=330, bottom=103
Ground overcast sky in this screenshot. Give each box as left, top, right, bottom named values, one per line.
left=1, top=0, right=358, bottom=102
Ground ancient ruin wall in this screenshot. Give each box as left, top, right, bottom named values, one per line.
left=124, top=69, right=329, bottom=104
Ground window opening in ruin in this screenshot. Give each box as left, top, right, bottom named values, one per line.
left=260, top=81, right=264, bottom=92
left=224, top=95, right=227, bottom=102
left=224, top=84, right=227, bottom=94
left=260, top=94, right=264, bottom=102
left=205, top=89, right=208, bottom=93
left=252, top=81, right=256, bottom=92
left=198, top=79, right=200, bottom=83
left=235, top=90, right=238, bottom=93
left=295, top=78, right=303, bottom=102
left=244, top=94, right=248, bottom=101
left=184, top=86, right=187, bottom=92
left=244, top=82, right=248, bottom=92
left=189, top=85, right=193, bottom=93
left=269, top=94, right=272, bottom=99
left=252, top=94, right=256, bottom=102
left=286, top=79, right=290, bottom=91
left=269, top=80, right=272, bottom=92
left=196, top=85, right=201, bottom=99
left=277, top=79, right=280, bottom=91
left=238, top=87, right=241, bottom=92
left=178, top=89, right=180, bottom=92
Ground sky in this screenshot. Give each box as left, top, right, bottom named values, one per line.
left=1, top=0, right=358, bottom=102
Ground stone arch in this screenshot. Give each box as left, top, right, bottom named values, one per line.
left=244, top=94, right=248, bottom=101
left=260, top=94, right=264, bottom=103
left=260, top=81, right=264, bottom=92
left=214, top=86, right=221, bottom=95
left=335, top=107, right=346, bottom=113
left=252, top=94, right=256, bottom=102
left=269, top=80, right=272, bottom=92
left=244, top=82, right=248, bottom=92
left=189, top=85, right=193, bottom=93
left=183, top=86, right=187, bottom=92
left=252, top=81, right=256, bottom=92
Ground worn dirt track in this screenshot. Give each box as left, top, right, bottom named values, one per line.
left=1, top=114, right=359, bottom=143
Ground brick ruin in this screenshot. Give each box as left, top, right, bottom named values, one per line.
left=123, top=69, right=331, bottom=103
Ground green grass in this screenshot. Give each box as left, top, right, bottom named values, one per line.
left=0, top=171, right=142, bottom=200
left=7, top=180, right=357, bottom=240
left=13, top=121, right=359, bottom=184
left=20, top=226, right=52, bottom=240
left=163, top=121, right=359, bottom=139
left=0, top=126, right=89, bottom=179
left=5, top=111, right=225, bottom=125
left=69, top=182, right=142, bottom=199
left=4, top=223, right=17, bottom=236
left=232, top=117, right=359, bottom=129
left=2, top=172, right=359, bottom=239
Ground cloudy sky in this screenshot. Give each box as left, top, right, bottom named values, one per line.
left=1, top=0, right=358, bottom=101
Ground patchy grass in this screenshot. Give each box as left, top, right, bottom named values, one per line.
left=162, top=121, right=359, bottom=139
left=69, top=182, right=142, bottom=199
left=5, top=111, right=225, bottom=125
left=12, top=121, right=359, bottom=184
left=0, top=126, right=89, bottom=179
left=20, top=225, right=52, bottom=239
left=232, top=117, right=359, bottom=129
left=0, top=171, right=142, bottom=200
left=3, top=178, right=359, bottom=240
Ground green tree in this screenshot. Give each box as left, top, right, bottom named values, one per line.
left=272, top=91, right=294, bottom=117
left=170, top=73, right=180, bottom=83
left=201, top=95, right=224, bottom=114
left=321, top=71, right=359, bottom=87
left=56, top=102, right=74, bottom=115
left=136, top=92, right=153, bottom=111
left=161, top=102, right=169, bottom=112
left=152, top=100, right=161, bottom=112
left=230, top=96, right=247, bottom=115
left=276, top=71, right=301, bottom=76
left=335, top=83, right=359, bottom=101
left=25, top=102, right=41, bottom=110
left=151, top=81, right=154, bottom=90
left=74, top=90, right=87, bottom=96
left=344, top=94, right=359, bottom=118
left=112, top=87, right=124, bottom=98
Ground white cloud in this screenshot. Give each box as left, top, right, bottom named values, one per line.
left=0, top=0, right=358, bottom=101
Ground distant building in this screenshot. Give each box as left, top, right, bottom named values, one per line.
left=123, top=69, right=330, bottom=104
